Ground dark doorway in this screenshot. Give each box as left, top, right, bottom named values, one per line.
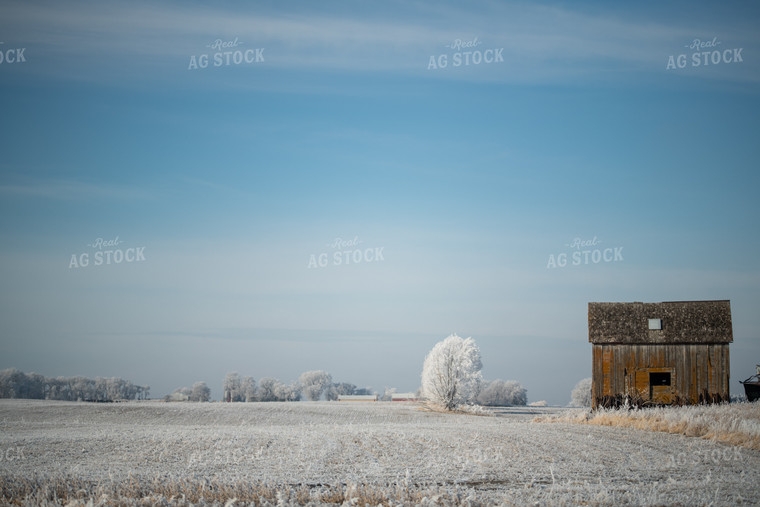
left=650, top=371, right=671, bottom=386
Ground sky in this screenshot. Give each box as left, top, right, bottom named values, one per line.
left=1, top=0, right=759, bottom=405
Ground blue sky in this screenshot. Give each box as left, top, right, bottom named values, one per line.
left=1, top=0, right=759, bottom=404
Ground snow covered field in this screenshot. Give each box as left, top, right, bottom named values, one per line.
left=1, top=399, right=759, bottom=505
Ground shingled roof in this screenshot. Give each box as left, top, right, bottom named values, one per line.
left=588, top=300, right=733, bottom=344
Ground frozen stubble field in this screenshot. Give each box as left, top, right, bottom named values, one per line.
left=1, top=399, right=759, bottom=505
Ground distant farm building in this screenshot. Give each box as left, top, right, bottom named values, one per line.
left=337, top=394, right=378, bottom=402
left=588, top=300, right=732, bottom=409
left=391, top=393, right=419, bottom=402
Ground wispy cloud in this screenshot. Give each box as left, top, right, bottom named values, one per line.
left=2, top=1, right=757, bottom=86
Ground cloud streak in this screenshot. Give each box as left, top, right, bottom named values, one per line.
left=2, top=1, right=757, bottom=87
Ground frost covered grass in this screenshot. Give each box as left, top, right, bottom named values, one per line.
left=0, top=474, right=477, bottom=506
left=538, top=401, right=760, bottom=450
left=2, top=399, right=760, bottom=505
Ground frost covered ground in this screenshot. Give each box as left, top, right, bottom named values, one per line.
left=1, top=399, right=759, bottom=505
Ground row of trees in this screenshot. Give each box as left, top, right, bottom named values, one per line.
left=1, top=335, right=546, bottom=408
left=477, top=379, right=528, bottom=406
left=168, top=336, right=531, bottom=407
left=221, top=371, right=376, bottom=403
left=223, top=372, right=299, bottom=402
left=164, top=382, right=211, bottom=402
left=0, top=368, right=149, bottom=402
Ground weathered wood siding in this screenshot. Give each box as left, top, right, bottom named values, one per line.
left=591, top=343, right=730, bottom=408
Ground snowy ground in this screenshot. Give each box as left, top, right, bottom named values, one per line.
left=1, top=399, right=759, bottom=505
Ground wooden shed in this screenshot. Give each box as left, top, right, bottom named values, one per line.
left=588, top=300, right=732, bottom=409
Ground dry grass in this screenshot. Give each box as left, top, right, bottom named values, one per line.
left=536, top=401, right=760, bottom=450
left=0, top=474, right=468, bottom=506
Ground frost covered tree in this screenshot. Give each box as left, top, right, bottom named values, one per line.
left=137, top=385, right=151, bottom=400
left=327, top=382, right=356, bottom=401
left=241, top=376, right=256, bottom=402
left=421, top=334, right=483, bottom=410
left=190, top=381, right=211, bottom=402
left=165, top=386, right=192, bottom=402
left=570, top=377, right=592, bottom=407
left=477, top=379, right=527, bottom=406
left=223, top=371, right=242, bottom=402
left=380, top=387, right=397, bottom=401
left=0, top=368, right=144, bottom=402
left=257, top=377, right=278, bottom=401
left=299, top=370, right=332, bottom=401
left=256, top=377, right=300, bottom=401
left=274, top=381, right=301, bottom=401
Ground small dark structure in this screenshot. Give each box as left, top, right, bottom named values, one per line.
left=589, top=300, right=732, bottom=409
left=740, top=366, right=760, bottom=402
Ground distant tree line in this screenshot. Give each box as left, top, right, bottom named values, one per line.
left=476, top=379, right=528, bottom=406
left=0, top=368, right=149, bottom=402
left=164, top=381, right=211, bottom=402
left=222, top=370, right=376, bottom=403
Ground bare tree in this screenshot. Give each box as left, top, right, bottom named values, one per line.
left=421, top=334, right=482, bottom=410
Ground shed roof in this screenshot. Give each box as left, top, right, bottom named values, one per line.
left=588, top=300, right=732, bottom=344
